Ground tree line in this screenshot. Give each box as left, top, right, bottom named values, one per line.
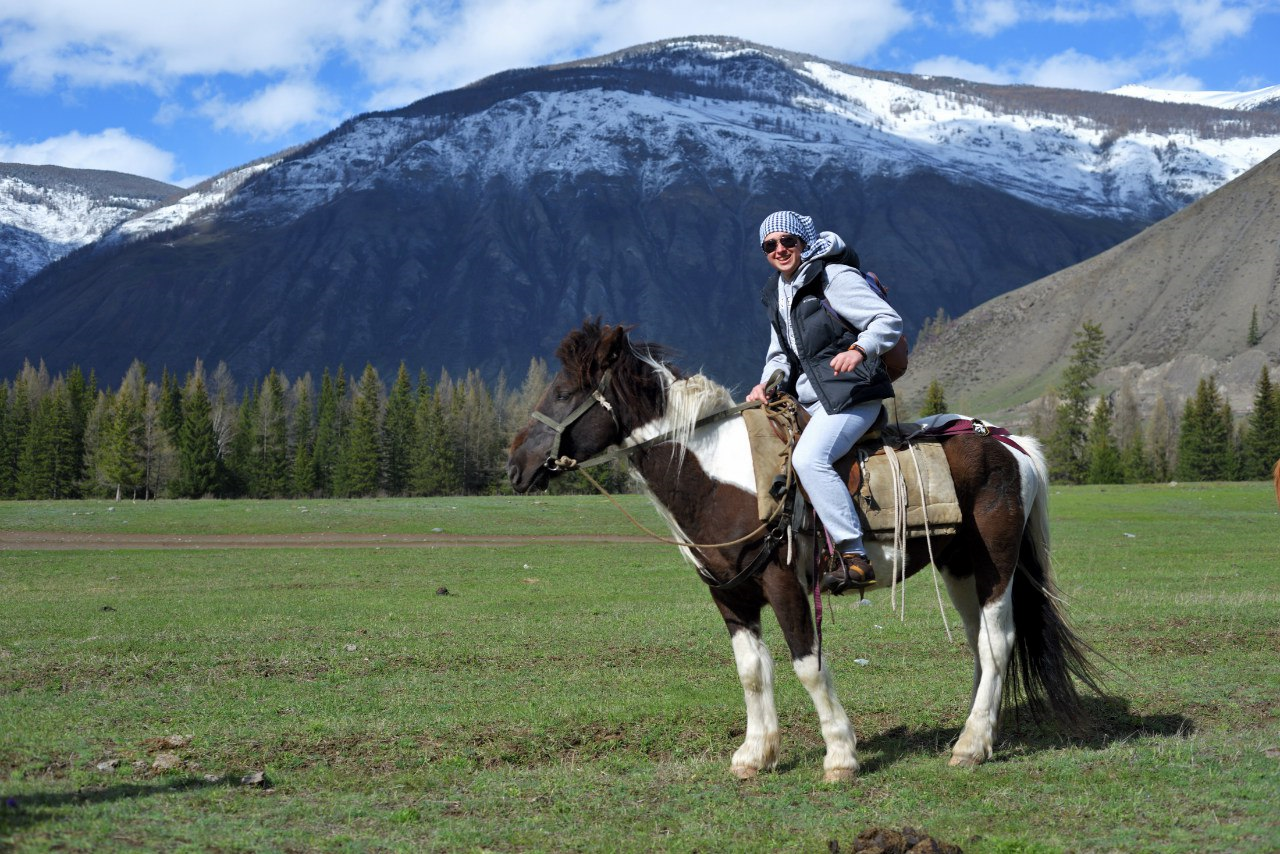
left=5, top=326, right=1279, bottom=500
left=918, top=322, right=1280, bottom=485
left=0, top=357, right=599, bottom=501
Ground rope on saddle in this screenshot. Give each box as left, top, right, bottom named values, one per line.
left=870, top=440, right=953, bottom=642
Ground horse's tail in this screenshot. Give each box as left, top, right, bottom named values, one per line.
left=1009, top=437, right=1105, bottom=728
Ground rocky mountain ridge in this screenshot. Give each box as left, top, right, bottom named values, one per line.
left=0, top=164, right=178, bottom=300
left=1, top=36, right=1278, bottom=396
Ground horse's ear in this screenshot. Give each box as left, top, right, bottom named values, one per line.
left=596, top=325, right=629, bottom=370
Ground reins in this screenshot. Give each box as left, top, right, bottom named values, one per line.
left=530, top=368, right=803, bottom=589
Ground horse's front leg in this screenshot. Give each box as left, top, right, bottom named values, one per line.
left=765, top=565, right=858, bottom=782
left=727, top=624, right=780, bottom=778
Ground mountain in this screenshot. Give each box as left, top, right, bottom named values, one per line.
left=2, top=36, right=1279, bottom=389
left=1111, top=83, right=1280, bottom=113
left=0, top=164, right=178, bottom=301
left=898, top=148, right=1280, bottom=421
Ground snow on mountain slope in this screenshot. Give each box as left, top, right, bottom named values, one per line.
left=1111, top=83, right=1280, bottom=112
left=11, top=38, right=1280, bottom=290
left=0, top=166, right=176, bottom=300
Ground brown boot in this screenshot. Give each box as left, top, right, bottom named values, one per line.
left=821, top=552, right=876, bottom=595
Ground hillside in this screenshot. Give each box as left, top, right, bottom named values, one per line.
left=1, top=36, right=1278, bottom=388
left=899, top=148, right=1280, bottom=420
left=0, top=164, right=178, bottom=301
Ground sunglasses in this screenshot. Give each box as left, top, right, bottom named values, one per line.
left=761, top=235, right=801, bottom=254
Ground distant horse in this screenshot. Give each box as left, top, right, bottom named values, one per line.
left=1274, top=459, right=1280, bottom=507
left=507, top=321, right=1101, bottom=781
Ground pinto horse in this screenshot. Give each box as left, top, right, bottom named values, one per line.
left=507, top=321, right=1101, bottom=781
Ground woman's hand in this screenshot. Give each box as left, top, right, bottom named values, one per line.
left=830, top=348, right=864, bottom=376
left=746, top=382, right=770, bottom=403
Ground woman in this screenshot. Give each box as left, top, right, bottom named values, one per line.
left=746, top=211, right=903, bottom=594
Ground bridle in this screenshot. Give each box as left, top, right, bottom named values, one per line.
left=523, top=366, right=800, bottom=591
left=530, top=368, right=622, bottom=472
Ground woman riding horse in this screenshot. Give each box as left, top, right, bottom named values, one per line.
left=747, top=211, right=901, bottom=595
left=508, top=320, right=1102, bottom=781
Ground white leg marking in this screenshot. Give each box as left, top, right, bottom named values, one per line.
left=949, top=583, right=1015, bottom=767
left=730, top=630, right=779, bottom=777
left=793, top=651, right=858, bottom=782
left=942, top=571, right=982, bottom=704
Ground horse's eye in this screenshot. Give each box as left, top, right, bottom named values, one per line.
left=554, top=390, right=572, bottom=402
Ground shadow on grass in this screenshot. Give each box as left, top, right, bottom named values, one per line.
left=858, top=694, right=1194, bottom=773
left=0, top=775, right=233, bottom=840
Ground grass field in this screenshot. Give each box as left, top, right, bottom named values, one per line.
left=2, top=483, right=1278, bottom=852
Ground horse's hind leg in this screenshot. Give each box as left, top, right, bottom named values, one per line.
left=765, top=565, right=858, bottom=782
left=943, top=568, right=1014, bottom=767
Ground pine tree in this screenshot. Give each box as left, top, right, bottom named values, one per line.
left=1246, top=305, right=1261, bottom=347
left=456, top=369, right=503, bottom=494
left=1120, top=429, right=1156, bottom=483
left=0, top=384, right=13, bottom=498
left=104, top=365, right=148, bottom=500
left=159, top=368, right=183, bottom=442
left=382, top=363, right=416, bottom=495
left=1147, top=393, right=1178, bottom=481
left=5, top=364, right=37, bottom=496
left=16, top=381, right=78, bottom=499
left=1241, top=365, right=1280, bottom=479
left=412, top=373, right=462, bottom=496
left=920, top=380, right=947, bottom=417
left=290, top=375, right=316, bottom=497
left=1047, top=322, right=1106, bottom=483
left=312, top=368, right=346, bottom=496
left=339, top=364, right=383, bottom=496
left=64, top=367, right=90, bottom=488
left=256, top=370, right=290, bottom=497
left=224, top=388, right=259, bottom=497
left=174, top=368, right=221, bottom=498
left=1176, top=376, right=1231, bottom=481
left=1084, top=396, right=1124, bottom=484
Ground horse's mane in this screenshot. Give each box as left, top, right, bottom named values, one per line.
left=555, top=320, right=735, bottom=448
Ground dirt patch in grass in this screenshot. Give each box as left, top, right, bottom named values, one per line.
left=0, top=531, right=652, bottom=550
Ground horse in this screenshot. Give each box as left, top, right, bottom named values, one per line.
left=1274, top=459, right=1280, bottom=507
left=506, top=320, right=1101, bottom=782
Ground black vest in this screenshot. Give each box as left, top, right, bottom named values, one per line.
left=761, top=262, right=894, bottom=414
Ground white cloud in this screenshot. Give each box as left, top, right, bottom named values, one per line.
left=914, top=47, right=1145, bottom=92
left=0, top=128, right=178, bottom=182
left=911, top=56, right=1014, bottom=84
left=1133, top=0, right=1257, bottom=56
left=0, top=0, right=358, bottom=88
left=358, top=0, right=919, bottom=111
left=197, top=80, right=343, bottom=140
left=953, top=0, right=1021, bottom=37
left=1022, top=49, right=1142, bottom=90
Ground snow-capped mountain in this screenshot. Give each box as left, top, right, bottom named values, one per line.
left=0, top=164, right=178, bottom=301
left=2, top=36, right=1279, bottom=386
left=1110, top=82, right=1280, bottom=113
left=106, top=37, right=1280, bottom=245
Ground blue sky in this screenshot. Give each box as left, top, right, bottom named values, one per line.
left=1, top=0, right=1277, bottom=188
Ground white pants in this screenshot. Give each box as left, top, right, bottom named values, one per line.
left=793, top=399, right=882, bottom=555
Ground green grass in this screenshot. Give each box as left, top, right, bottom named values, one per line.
left=0, top=495, right=652, bottom=537
left=2, top=484, right=1279, bottom=852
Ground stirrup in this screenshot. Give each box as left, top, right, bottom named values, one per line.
left=821, top=552, right=876, bottom=596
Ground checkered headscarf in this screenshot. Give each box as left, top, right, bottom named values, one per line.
left=758, top=211, right=821, bottom=259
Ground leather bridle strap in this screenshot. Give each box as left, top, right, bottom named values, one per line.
left=530, top=369, right=619, bottom=469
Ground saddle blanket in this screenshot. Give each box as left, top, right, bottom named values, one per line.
left=743, top=405, right=961, bottom=540
left=851, top=442, right=961, bottom=541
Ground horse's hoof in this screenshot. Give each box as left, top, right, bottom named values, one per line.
left=823, top=767, right=857, bottom=783
left=948, top=754, right=982, bottom=768
left=731, top=765, right=758, bottom=780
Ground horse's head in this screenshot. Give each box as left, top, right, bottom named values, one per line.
left=508, top=320, right=661, bottom=493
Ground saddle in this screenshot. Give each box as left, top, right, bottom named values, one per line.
left=744, top=398, right=961, bottom=541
